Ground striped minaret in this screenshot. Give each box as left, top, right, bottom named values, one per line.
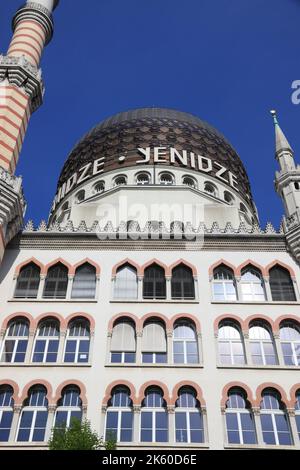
left=0, top=0, right=59, bottom=174
left=0, top=0, right=59, bottom=263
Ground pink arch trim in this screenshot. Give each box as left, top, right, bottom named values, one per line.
left=141, top=259, right=168, bottom=276
left=112, top=259, right=142, bottom=277
left=274, top=315, right=300, bottom=331
left=34, top=312, right=66, bottom=330
left=140, top=312, right=171, bottom=329
left=255, top=383, right=290, bottom=407
left=266, top=260, right=296, bottom=279
left=245, top=314, right=275, bottom=333
left=70, top=258, right=101, bottom=275
left=20, top=380, right=53, bottom=404
left=0, top=380, right=19, bottom=403
left=44, top=258, right=72, bottom=275
left=1, top=312, right=35, bottom=330
left=171, top=313, right=201, bottom=332
left=108, top=313, right=139, bottom=333
left=290, top=384, right=300, bottom=405
left=213, top=314, right=245, bottom=332
left=65, top=312, right=95, bottom=331
left=171, top=381, right=206, bottom=407
left=168, top=259, right=197, bottom=276
left=208, top=259, right=237, bottom=276
left=221, top=382, right=255, bottom=407
left=138, top=381, right=170, bottom=405
left=54, top=380, right=87, bottom=405
left=14, top=257, right=44, bottom=276
left=236, top=260, right=266, bottom=277
left=103, top=380, right=137, bottom=405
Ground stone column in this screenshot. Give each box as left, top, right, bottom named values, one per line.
left=133, top=405, right=141, bottom=443
left=10, top=404, right=22, bottom=441
left=287, top=409, right=300, bottom=446
left=66, top=275, right=74, bottom=299
left=193, top=276, right=199, bottom=301
left=243, top=332, right=251, bottom=365
left=25, top=328, right=35, bottom=362
left=252, top=407, right=264, bottom=445
left=37, top=274, right=46, bottom=298
left=136, top=331, right=143, bottom=365
left=167, top=330, right=173, bottom=364
left=263, top=276, right=272, bottom=301
left=202, top=407, right=208, bottom=444
left=95, top=274, right=101, bottom=300
left=57, top=329, right=66, bottom=363
left=273, top=332, right=285, bottom=366
left=166, top=276, right=171, bottom=300
left=220, top=407, right=228, bottom=445
left=106, top=331, right=112, bottom=363
left=45, top=404, right=56, bottom=441
left=101, top=405, right=107, bottom=442
left=167, top=405, right=175, bottom=445
left=197, top=331, right=202, bottom=364
left=137, top=276, right=143, bottom=300
left=235, top=276, right=242, bottom=301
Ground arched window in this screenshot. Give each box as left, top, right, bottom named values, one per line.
left=143, top=264, right=166, bottom=299
left=269, top=266, right=296, bottom=301
left=280, top=322, right=300, bottom=366
left=14, top=263, right=40, bottom=298
left=295, top=391, right=300, bottom=440
left=43, top=263, right=68, bottom=299
left=159, top=172, right=174, bottom=185
left=17, top=386, right=48, bottom=442
left=0, top=385, right=14, bottom=442
left=204, top=182, right=217, bottom=197
left=57, top=202, right=70, bottom=224
left=142, top=321, right=167, bottom=364
left=75, top=190, right=85, bottom=203
left=105, top=386, right=133, bottom=443
left=173, top=321, right=199, bottom=364
left=32, top=319, right=60, bottom=363
left=249, top=321, right=277, bottom=365
left=114, top=176, right=127, bottom=187
left=114, top=264, right=138, bottom=299
left=224, top=191, right=235, bottom=205
left=64, top=318, right=90, bottom=363
left=182, top=176, right=196, bottom=189
left=71, top=263, right=97, bottom=299
left=136, top=173, right=151, bottom=185
left=0, top=319, right=29, bottom=363
left=225, top=388, right=256, bottom=445
left=240, top=203, right=247, bottom=214
left=93, top=181, right=105, bottom=193
left=171, top=264, right=195, bottom=300
left=175, top=387, right=204, bottom=443
left=218, top=321, right=245, bottom=365
left=240, top=266, right=266, bottom=301
left=260, top=389, right=292, bottom=445
left=141, top=387, right=168, bottom=442
left=110, top=320, right=136, bottom=364
left=55, top=386, right=82, bottom=428
left=212, top=265, right=237, bottom=301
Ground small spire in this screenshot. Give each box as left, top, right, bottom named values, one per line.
left=270, top=109, right=293, bottom=155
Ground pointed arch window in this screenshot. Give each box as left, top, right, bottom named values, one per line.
left=64, top=319, right=90, bottom=363
left=14, top=263, right=40, bottom=298
left=175, top=387, right=204, bottom=443
left=218, top=321, right=245, bottom=365
left=280, top=322, right=300, bottom=366
left=105, top=387, right=133, bottom=442
left=269, top=266, right=296, bottom=301
left=0, top=386, right=14, bottom=442
left=212, top=266, right=237, bottom=301
left=43, top=263, right=68, bottom=299
left=32, top=319, right=60, bottom=363
left=260, top=390, right=292, bottom=445
left=143, top=264, right=166, bottom=299
left=71, top=263, right=97, bottom=299
left=110, top=320, right=136, bottom=363
left=240, top=266, right=266, bottom=301
left=171, top=264, right=195, bottom=300
left=141, top=387, right=168, bottom=443
left=225, top=388, right=256, bottom=445
left=114, top=264, right=138, bottom=299
left=0, top=319, right=29, bottom=363
left=55, top=386, right=82, bottom=428
left=17, top=386, right=48, bottom=442
left=249, top=321, right=277, bottom=365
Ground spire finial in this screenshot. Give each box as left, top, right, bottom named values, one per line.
left=270, top=109, right=279, bottom=125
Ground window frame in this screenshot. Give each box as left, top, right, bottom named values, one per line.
left=173, top=322, right=199, bottom=365
left=63, top=320, right=90, bottom=364
left=14, top=263, right=41, bottom=299
left=32, top=320, right=60, bottom=364
left=0, top=320, right=29, bottom=363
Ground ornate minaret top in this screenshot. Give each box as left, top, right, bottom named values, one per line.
left=270, top=109, right=295, bottom=173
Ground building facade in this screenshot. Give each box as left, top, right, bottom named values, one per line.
left=1, top=1, right=300, bottom=450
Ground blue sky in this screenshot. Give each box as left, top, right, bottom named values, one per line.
left=1, top=0, right=300, bottom=227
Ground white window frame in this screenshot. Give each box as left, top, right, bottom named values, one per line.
left=0, top=327, right=29, bottom=363
left=218, top=324, right=245, bottom=365
left=280, top=325, right=300, bottom=366
left=16, top=406, right=48, bottom=442
left=240, top=269, right=266, bottom=301
left=225, top=408, right=255, bottom=445
left=54, top=406, right=82, bottom=428
left=260, top=408, right=291, bottom=446
left=140, top=408, right=168, bottom=443
left=175, top=408, right=203, bottom=444
left=249, top=325, right=277, bottom=366
left=105, top=406, right=133, bottom=443
left=63, top=324, right=90, bottom=364
left=173, top=324, right=199, bottom=365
